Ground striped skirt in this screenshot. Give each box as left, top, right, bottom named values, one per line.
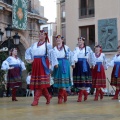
left=53, top=58, right=72, bottom=88
left=30, top=57, right=50, bottom=90
left=111, top=65, right=120, bottom=87
left=92, top=64, right=106, bottom=88
left=7, top=65, right=22, bottom=88
left=73, top=60, right=92, bottom=88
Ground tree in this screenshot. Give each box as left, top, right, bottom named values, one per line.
left=0, top=51, right=7, bottom=96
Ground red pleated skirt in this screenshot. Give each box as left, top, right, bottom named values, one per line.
left=111, top=65, right=120, bottom=87
left=92, top=64, right=106, bottom=88
left=30, top=57, right=50, bottom=90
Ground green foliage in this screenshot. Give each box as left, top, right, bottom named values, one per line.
left=0, top=52, right=7, bottom=89
left=25, top=62, right=32, bottom=73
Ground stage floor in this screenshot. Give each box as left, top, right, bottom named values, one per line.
left=0, top=95, right=120, bottom=120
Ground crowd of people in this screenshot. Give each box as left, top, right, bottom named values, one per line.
left=1, top=30, right=120, bottom=106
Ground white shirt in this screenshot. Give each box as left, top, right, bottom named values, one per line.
left=53, top=45, right=71, bottom=58
left=72, top=46, right=94, bottom=66
left=1, top=56, right=26, bottom=71
left=108, top=55, right=120, bottom=67
left=93, top=53, right=107, bottom=69
left=25, top=42, right=52, bottom=59
left=26, top=75, right=31, bottom=84
left=25, top=42, right=58, bottom=70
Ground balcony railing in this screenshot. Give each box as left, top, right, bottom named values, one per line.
left=61, top=17, right=65, bottom=23
left=79, top=7, right=94, bottom=19
left=1, top=0, right=12, bottom=5
left=60, top=0, right=65, bottom=3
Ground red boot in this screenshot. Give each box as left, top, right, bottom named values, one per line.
left=63, top=90, right=67, bottom=103
left=77, top=90, right=83, bottom=102
left=112, top=89, right=119, bottom=100
left=42, top=88, right=51, bottom=104
left=12, top=88, right=18, bottom=101
left=83, top=90, right=88, bottom=101
left=31, top=89, right=42, bottom=106
left=58, top=89, right=64, bottom=104
left=94, top=89, right=100, bottom=101
left=100, top=89, right=104, bottom=100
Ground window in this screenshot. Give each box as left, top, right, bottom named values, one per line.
left=80, top=25, right=95, bottom=50
left=61, top=2, right=65, bottom=22
left=2, top=0, right=12, bottom=5
left=79, top=0, right=94, bottom=18
left=43, top=27, right=48, bottom=33
left=4, top=13, right=12, bottom=24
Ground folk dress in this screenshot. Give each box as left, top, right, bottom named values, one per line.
left=25, top=42, right=58, bottom=90
left=72, top=46, right=94, bottom=88
left=92, top=53, right=107, bottom=88
left=108, top=55, right=120, bottom=87
left=1, top=56, right=26, bottom=88
left=53, top=45, right=72, bottom=88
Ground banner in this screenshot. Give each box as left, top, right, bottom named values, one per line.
left=12, top=0, right=28, bottom=30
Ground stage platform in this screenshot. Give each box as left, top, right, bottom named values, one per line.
left=0, top=95, right=120, bottom=120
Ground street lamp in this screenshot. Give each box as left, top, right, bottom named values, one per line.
left=0, top=29, right=4, bottom=43
left=5, top=25, right=13, bottom=51
left=5, top=25, right=12, bottom=38
left=13, top=33, right=20, bottom=45
left=0, top=25, right=21, bottom=51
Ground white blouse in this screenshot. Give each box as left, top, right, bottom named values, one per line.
left=72, top=46, right=94, bottom=66
left=25, top=42, right=58, bottom=69
left=93, top=53, right=107, bottom=69
left=1, top=56, right=26, bottom=71
left=25, top=42, right=52, bottom=59
left=53, top=45, right=72, bottom=59
left=26, top=75, right=31, bottom=84
left=108, top=55, right=120, bottom=67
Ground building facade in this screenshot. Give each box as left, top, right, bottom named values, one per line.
left=0, top=0, right=47, bottom=59
left=0, top=0, right=48, bottom=87
left=57, top=0, right=120, bottom=93
left=40, top=23, right=57, bottom=47
left=57, top=0, right=120, bottom=50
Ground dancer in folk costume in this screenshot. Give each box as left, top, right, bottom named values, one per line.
left=72, top=37, right=94, bottom=102
left=92, top=45, right=107, bottom=101
left=25, top=30, right=58, bottom=106
left=108, top=45, right=120, bottom=100
left=1, top=48, right=26, bottom=101
left=52, top=35, right=72, bottom=104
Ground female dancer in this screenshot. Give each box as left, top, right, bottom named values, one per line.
left=25, top=30, right=58, bottom=106
left=1, top=48, right=26, bottom=101
left=92, top=45, right=107, bottom=101
left=108, top=45, right=120, bottom=100
left=72, top=37, right=93, bottom=102
left=53, top=35, right=72, bottom=104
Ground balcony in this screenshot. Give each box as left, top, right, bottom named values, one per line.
left=1, top=0, right=12, bottom=5
left=61, top=17, right=65, bottom=23
left=60, top=0, right=65, bottom=3
left=0, top=0, right=32, bottom=12
left=79, top=7, right=94, bottom=19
